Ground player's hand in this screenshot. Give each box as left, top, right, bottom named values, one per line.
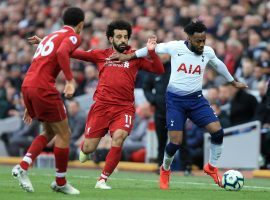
left=109, top=52, right=135, bottom=63
left=64, top=79, right=76, bottom=99
left=23, top=109, right=32, bottom=125
left=147, top=35, right=157, bottom=51
left=27, top=35, right=42, bottom=45
left=231, top=81, right=248, bottom=89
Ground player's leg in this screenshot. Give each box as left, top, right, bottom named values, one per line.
left=12, top=87, right=56, bottom=192
left=79, top=102, right=109, bottom=162
left=95, top=129, right=129, bottom=189
left=80, top=137, right=101, bottom=162
left=95, top=106, right=134, bottom=189
left=12, top=129, right=54, bottom=193
left=159, top=94, right=185, bottom=189
left=45, top=119, right=80, bottom=195
left=203, top=121, right=224, bottom=187
left=159, top=130, right=182, bottom=190
left=188, top=96, right=223, bottom=187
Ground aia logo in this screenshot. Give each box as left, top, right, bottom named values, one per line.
left=177, top=63, right=202, bottom=74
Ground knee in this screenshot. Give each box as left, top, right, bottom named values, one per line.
left=169, top=133, right=182, bottom=145
left=210, top=129, right=224, bottom=145
left=82, top=141, right=96, bottom=154
left=112, top=131, right=128, bottom=146
left=62, top=131, right=71, bottom=142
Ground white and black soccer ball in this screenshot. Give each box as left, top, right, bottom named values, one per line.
left=222, top=170, right=244, bottom=191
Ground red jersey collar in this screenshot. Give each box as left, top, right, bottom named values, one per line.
left=63, top=25, right=76, bottom=33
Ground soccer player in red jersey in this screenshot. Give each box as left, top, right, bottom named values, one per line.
left=11, top=7, right=85, bottom=195
left=28, top=20, right=164, bottom=189
left=71, top=20, right=164, bottom=189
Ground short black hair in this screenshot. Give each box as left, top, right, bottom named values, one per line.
left=184, top=20, right=207, bottom=36
left=106, top=20, right=132, bottom=40
left=62, top=7, right=85, bottom=27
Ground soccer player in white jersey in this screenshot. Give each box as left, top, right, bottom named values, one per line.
left=110, top=21, right=247, bottom=189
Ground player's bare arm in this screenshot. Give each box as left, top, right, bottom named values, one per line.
left=230, top=80, right=248, bottom=89
left=147, top=35, right=158, bottom=51
left=27, top=35, right=42, bottom=45
left=23, top=109, right=32, bottom=125
left=63, top=79, right=76, bottom=99
left=109, top=35, right=157, bottom=61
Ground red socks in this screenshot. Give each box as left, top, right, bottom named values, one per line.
left=54, top=146, right=69, bottom=186
left=99, top=146, right=122, bottom=181
left=19, top=134, right=70, bottom=187
left=20, top=135, right=47, bottom=170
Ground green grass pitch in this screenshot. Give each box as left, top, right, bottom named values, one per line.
left=0, top=165, right=270, bottom=200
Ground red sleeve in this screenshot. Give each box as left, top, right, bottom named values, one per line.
left=138, top=50, right=165, bottom=74
left=56, top=34, right=81, bottom=81
left=71, top=49, right=98, bottom=63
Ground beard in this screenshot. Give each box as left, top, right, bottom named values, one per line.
left=113, top=42, right=127, bottom=53
left=191, top=45, right=203, bottom=55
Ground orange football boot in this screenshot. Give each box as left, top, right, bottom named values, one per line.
left=203, top=163, right=223, bottom=187
left=159, top=166, right=171, bottom=190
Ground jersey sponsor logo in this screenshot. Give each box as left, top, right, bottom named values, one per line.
left=104, top=60, right=130, bottom=68
left=69, top=36, right=77, bottom=44
left=178, top=53, right=184, bottom=56
left=177, top=63, right=202, bottom=74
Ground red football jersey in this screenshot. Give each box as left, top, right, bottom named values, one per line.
left=22, top=26, right=81, bottom=91
left=72, top=47, right=164, bottom=105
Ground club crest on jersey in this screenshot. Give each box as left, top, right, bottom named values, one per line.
left=69, top=36, right=77, bottom=44
left=177, top=63, right=202, bottom=74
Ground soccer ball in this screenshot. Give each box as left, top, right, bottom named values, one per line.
left=222, top=170, right=244, bottom=191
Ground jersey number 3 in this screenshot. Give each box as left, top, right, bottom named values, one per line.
left=33, top=34, right=58, bottom=58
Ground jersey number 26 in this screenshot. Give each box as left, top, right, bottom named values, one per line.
left=33, top=34, right=58, bottom=58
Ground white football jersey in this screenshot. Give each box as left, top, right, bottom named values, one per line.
left=136, top=40, right=234, bottom=96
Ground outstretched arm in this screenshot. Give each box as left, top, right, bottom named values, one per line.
left=209, top=57, right=247, bottom=89
left=71, top=49, right=97, bottom=63
left=139, top=37, right=164, bottom=74
left=109, top=36, right=170, bottom=62
left=28, top=35, right=97, bottom=63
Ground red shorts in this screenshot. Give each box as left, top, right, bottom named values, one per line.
left=84, top=102, right=135, bottom=138
left=22, top=87, right=67, bottom=122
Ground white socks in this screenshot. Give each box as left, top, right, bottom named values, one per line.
left=162, top=152, right=175, bottom=171
left=209, top=143, right=223, bottom=167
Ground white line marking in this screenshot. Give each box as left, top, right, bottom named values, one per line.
left=32, top=173, right=270, bottom=190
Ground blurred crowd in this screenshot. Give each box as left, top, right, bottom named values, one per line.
left=1, top=0, right=270, bottom=168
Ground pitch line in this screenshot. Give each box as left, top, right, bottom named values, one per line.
left=34, top=173, right=270, bottom=190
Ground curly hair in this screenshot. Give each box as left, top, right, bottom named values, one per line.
left=62, top=7, right=85, bottom=27
left=184, top=20, right=207, bottom=36
left=106, top=20, right=132, bottom=40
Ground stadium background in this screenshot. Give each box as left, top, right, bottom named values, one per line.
left=0, top=0, right=270, bottom=178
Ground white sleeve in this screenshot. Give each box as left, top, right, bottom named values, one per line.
left=208, top=56, right=234, bottom=82
left=135, top=43, right=170, bottom=58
